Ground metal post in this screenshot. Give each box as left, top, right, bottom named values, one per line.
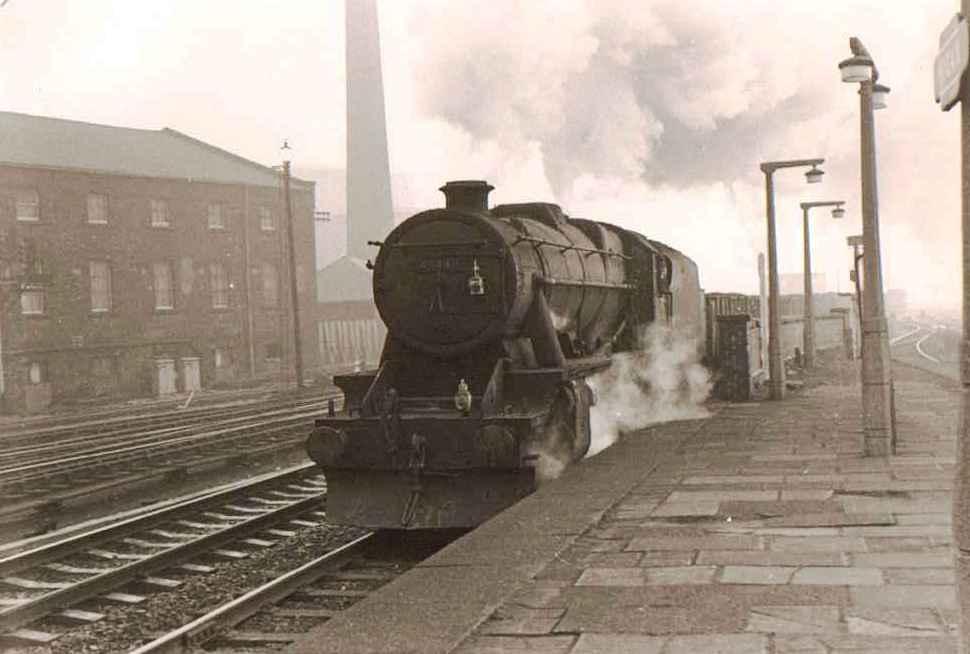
left=802, top=205, right=816, bottom=369
left=764, top=169, right=785, bottom=400
left=955, top=3, right=970, bottom=649
left=853, top=246, right=864, bottom=359
left=282, top=161, right=305, bottom=389
left=758, top=252, right=768, bottom=373
left=858, top=78, right=895, bottom=455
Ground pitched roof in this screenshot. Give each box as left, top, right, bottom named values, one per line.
left=317, top=255, right=374, bottom=303
left=0, top=111, right=311, bottom=189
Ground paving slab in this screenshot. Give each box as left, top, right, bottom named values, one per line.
left=285, top=358, right=959, bottom=654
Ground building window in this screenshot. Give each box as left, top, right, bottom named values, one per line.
left=87, top=193, right=108, bottom=224
left=265, top=342, right=282, bottom=360
left=214, top=347, right=227, bottom=369
left=258, top=206, right=275, bottom=231
left=261, top=261, right=278, bottom=306
left=208, top=203, right=225, bottom=230
left=150, top=199, right=171, bottom=227
left=16, top=190, right=39, bottom=222
left=90, top=261, right=111, bottom=312
left=20, top=288, right=45, bottom=315
left=28, top=361, right=44, bottom=384
left=153, top=262, right=174, bottom=310
left=209, top=262, right=229, bottom=309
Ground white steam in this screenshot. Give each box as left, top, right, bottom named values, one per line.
left=587, top=323, right=711, bottom=456
left=411, top=0, right=836, bottom=194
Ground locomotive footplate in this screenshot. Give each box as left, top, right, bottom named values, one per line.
left=307, top=414, right=544, bottom=472
left=320, top=468, right=536, bottom=529
left=308, top=414, right=544, bottom=529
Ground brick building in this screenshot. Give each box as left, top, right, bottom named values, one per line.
left=0, top=112, right=316, bottom=414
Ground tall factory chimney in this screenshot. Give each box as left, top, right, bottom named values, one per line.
left=346, top=0, right=394, bottom=261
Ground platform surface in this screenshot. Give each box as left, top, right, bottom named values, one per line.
left=288, top=357, right=959, bottom=654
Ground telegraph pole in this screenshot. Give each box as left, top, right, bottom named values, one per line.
left=281, top=155, right=305, bottom=389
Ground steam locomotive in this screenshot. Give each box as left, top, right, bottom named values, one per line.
left=307, top=180, right=703, bottom=529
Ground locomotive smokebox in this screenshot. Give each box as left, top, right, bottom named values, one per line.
left=439, top=180, right=494, bottom=212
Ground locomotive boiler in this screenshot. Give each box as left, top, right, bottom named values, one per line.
left=307, top=180, right=703, bottom=529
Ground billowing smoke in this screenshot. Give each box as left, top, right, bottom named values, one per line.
left=587, top=324, right=712, bottom=456
left=411, top=0, right=833, bottom=196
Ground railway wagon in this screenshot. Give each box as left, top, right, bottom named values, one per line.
left=307, top=180, right=703, bottom=529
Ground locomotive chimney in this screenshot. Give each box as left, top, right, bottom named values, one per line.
left=439, top=180, right=494, bottom=212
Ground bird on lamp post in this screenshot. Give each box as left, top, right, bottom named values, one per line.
left=838, top=37, right=895, bottom=455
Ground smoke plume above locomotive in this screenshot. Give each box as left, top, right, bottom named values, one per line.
left=401, top=0, right=958, bottom=306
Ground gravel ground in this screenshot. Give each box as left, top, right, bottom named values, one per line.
left=5, top=520, right=367, bottom=654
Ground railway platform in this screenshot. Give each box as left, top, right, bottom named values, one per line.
left=289, top=354, right=959, bottom=654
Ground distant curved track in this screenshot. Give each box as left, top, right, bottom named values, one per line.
left=914, top=332, right=941, bottom=364
left=890, top=323, right=957, bottom=382
left=889, top=324, right=922, bottom=346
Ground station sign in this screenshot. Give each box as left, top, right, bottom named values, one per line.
left=935, top=13, right=969, bottom=111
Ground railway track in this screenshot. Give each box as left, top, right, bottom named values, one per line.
left=128, top=530, right=459, bottom=653
left=0, top=395, right=341, bottom=536
left=0, top=393, right=328, bottom=461
left=0, top=463, right=329, bottom=647
left=889, top=323, right=958, bottom=382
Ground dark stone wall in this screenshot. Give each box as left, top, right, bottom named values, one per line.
left=0, top=165, right=317, bottom=413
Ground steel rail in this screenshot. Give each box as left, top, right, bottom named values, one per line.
left=0, top=407, right=326, bottom=477
left=0, top=392, right=321, bottom=443
left=0, top=399, right=339, bottom=522
left=0, top=396, right=336, bottom=466
left=0, top=465, right=326, bottom=633
left=0, top=429, right=324, bottom=531
left=0, top=465, right=319, bottom=558
left=889, top=324, right=922, bottom=345
left=914, top=331, right=942, bottom=363
left=0, top=462, right=318, bottom=575
left=127, top=532, right=375, bottom=654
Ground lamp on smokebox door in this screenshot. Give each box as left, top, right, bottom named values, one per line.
left=759, top=157, right=827, bottom=401
left=838, top=37, right=895, bottom=456
left=799, top=200, right=846, bottom=370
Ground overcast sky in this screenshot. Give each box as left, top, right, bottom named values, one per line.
left=0, top=0, right=961, bottom=309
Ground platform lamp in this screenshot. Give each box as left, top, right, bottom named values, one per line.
left=760, top=158, right=826, bottom=400
left=799, top=201, right=846, bottom=369
left=839, top=37, right=895, bottom=455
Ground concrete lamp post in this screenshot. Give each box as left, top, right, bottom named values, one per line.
left=839, top=37, right=896, bottom=455
left=799, top=201, right=846, bottom=369
left=760, top=158, right=826, bottom=400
